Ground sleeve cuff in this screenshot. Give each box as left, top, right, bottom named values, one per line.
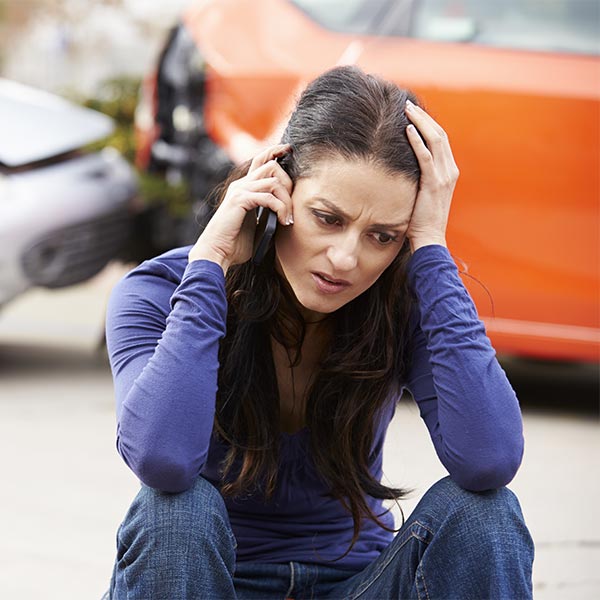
left=181, top=259, right=226, bottom=286
left=407, top=244, right=454, bottom=287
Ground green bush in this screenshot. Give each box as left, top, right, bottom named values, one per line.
left=82, top=77, right=190, bottom=215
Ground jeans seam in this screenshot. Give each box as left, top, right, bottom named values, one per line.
left=349, top=520, right=432, bottom=599
left=285, top=561, right=295, bottom=599
left=411, top=489, right=470, bottom=600
left=311, top=564, right=319, bottom=600
left=210, top=509, right=238, bottom=551
left=413, top=484, right=496, bottom=600
left=416, top=562, right=430, bottom=600
left=116, top=527, right=132, bottom=600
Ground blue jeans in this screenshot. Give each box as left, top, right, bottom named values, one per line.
left=108, top=476, right=534, bottom=599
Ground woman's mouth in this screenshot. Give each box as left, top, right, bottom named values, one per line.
left=311, top=272, right=351, bottom=294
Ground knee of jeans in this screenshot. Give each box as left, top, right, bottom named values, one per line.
left=431, top=477, right=531, bottom=543
left=131, top=475, right=230, bottom=538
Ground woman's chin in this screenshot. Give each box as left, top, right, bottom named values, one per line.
left=295, top=292, right=342, bottom=322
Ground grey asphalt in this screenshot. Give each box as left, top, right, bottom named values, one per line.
left=0, top=264, right=598, bottom=600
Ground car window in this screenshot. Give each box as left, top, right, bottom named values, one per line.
left=289, top=0, right=412, bottom=36
left=411, top=0, right=599, bottom=56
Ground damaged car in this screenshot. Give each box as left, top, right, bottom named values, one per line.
left=0, top=78, right=138, bottom=306
left=135, top=0, right=599, bottom=362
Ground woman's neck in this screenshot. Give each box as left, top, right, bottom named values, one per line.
left=271, top=319, right=332, bottom=434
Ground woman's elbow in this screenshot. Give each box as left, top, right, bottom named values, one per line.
left=449, top=444, right=524, bottom=492
left=118, top=443, right=203, bottom=493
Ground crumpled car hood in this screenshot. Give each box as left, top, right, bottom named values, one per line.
left=0, top=79, right=114, bottom=167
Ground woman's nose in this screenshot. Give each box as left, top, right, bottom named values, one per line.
left=326, top=236, right=359, bottom=272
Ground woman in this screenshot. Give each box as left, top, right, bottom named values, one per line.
left=106, top=66, right=534, bottom=599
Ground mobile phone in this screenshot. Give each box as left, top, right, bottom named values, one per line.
left=252, top=206, right=277, bottom=264
left=252, top=153, right=290, bottom=264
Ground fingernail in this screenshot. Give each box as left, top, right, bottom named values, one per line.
left=406, top=99, right=414, bottom=110
left=407, top=124, right=416, bottom=133
left=288, top=214, right=294, bottom=225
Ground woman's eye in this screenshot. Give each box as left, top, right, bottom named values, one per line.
left=313, top=211, right=341, bottom=226
left=374, top=232, right=398, bottom=245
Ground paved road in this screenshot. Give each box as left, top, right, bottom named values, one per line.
left=0, top=266, right=598, bottom=599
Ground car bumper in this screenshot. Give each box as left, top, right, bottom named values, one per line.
left=0, top=148, right=138, bottom=305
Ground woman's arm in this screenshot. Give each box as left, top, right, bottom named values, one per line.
left=401, top=101, right=523, bottom=490
left=405, top=244, right=524, bottom=491
left=107, top=144, right=294, bottom=493
left=106, top=254, right=227, bottom=492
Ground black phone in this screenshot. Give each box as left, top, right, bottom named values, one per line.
left=252, top=206, right=278, bottom=264
left=251, top=153, right=290, bottom=264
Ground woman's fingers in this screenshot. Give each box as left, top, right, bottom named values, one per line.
left=189, top=144, right=294, bottom=270
left=406, top=123, right=433, bottom=166
left=406, top=103, right=459, bottom=185
left=246, top=157, right=294, bottom=194
left=405, top=100, right=446, bottom=145
left=237, top=191, right=290, bottom=224
left=232, top=177, right=293, bottom=225
left=405, top=100, right=457, bottom=175
left=243, top=149, right=294, bottom=223
left=248, top=143, right=291, bottom=174
left=404, top=101, right=459, bottom=252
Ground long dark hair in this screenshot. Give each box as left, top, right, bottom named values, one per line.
left=213, top=66, right=422, bottom=559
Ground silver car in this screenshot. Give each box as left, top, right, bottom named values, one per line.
left=0, top=79, right=138, bottom=306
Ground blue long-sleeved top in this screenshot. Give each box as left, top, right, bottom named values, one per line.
left=105, top=244, right=524, bottom=570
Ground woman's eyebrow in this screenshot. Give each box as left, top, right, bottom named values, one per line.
left=315, top=198, right=408, bottom=229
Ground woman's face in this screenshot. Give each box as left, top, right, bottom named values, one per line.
left=274, top=155, right=417, bottom=321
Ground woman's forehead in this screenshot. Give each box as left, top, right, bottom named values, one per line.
left=294, top=156, right=417, bottom=223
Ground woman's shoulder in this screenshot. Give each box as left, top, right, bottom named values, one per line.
left=125, top=245, right=194, bottom=285
left=108, top=245, right=195, bottom=313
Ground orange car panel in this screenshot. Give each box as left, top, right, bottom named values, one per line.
left=157, top=0, right=599, bottom=361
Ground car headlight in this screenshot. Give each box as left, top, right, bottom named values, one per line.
left=172, top=104, right=196, bottom=133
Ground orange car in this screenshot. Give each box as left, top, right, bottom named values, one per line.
left=135, top=0, right=600, bottom=363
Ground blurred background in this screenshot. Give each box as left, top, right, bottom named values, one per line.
left=0, top=1, right=598, bottom=598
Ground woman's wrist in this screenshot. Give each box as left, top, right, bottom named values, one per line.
left=188, top=246, right=231, bottom=275
left=409, top=235, right=447, bottom=254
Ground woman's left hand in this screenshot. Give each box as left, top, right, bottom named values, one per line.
left=405, top=99, right=459, bottom=253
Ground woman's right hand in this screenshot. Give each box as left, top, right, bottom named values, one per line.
left=188, top=144, right=294, bottom=273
